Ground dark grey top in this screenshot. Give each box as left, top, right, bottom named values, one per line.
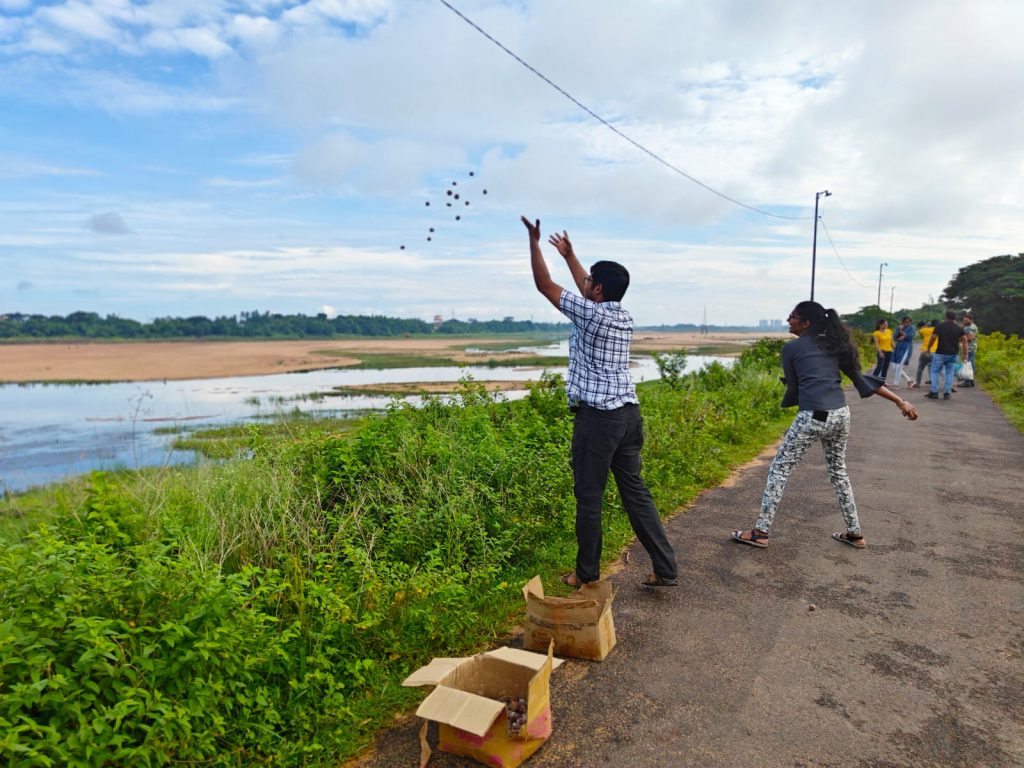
left=781, top=333, right=883, bottom=411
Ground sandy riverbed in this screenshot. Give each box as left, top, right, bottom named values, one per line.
left=0, top=332, right=785, bottom=383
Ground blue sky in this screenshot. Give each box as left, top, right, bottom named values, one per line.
left=2, top=0, right=1023, bottom=326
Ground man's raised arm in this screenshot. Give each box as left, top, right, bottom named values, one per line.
left=548, top=230, right=588, bottom=294
left=522, top=216, right=563, bottom=308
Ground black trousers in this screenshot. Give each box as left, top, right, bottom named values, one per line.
left=571, top=403, right=678, bottom=583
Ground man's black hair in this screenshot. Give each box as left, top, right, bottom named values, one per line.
left=590, top=260, right=630, bottom=302
left=945, top=310, right=957, bottom=320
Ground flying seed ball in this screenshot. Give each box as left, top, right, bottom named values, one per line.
left=447, top=189, right=453, bottom=196
left=454, top=193, right=460, bottom=200
left=482, top=189, right=488, bottom=194
left=455, top=215, right=461, bottom=221
left=452, top=181, right=457, bottom=186
left=427, top=236, right=432, bottom=241
left=464, top=201, right=469, bottom=206
left=446, top=202, right=452, bottom=207
left=469, top=171, right=475, bottom=176
left=429, top=227, right=434, bottom=232
left=425, top=201, right=430, bottom=206
left=400, top=245, right=405, bottom=250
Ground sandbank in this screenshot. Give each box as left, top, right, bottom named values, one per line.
left=0, top=332, right=785, bottom=384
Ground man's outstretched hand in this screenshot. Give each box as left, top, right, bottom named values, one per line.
left=521, top=216, right=541, bottom=242
left=548, top=230, right=574, bottom=260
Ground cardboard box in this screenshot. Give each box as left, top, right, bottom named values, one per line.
left=403, top=645, right=563, bottom=768
left=521, top=576, right=616, bottom=661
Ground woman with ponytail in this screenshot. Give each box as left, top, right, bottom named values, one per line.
left=732, top=301, right=918, bottom=550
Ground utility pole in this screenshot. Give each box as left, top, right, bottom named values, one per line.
left=811, top=190, right=831, bottom=301
left=889, top=286, right=895, bottom=315
left=877, top=262, right=888, bottom=308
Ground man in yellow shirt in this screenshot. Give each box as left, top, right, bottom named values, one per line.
left=912, top=320, right=936, bottom=388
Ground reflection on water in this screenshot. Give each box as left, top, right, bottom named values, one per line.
left=0, top=342, right=728, bottom=493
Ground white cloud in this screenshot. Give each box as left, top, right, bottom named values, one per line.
left=0, top=155, right=100, bottom=178
left=142, top=25, right=233, bottom=58
left=227, top=14, right=281, bottom=49
left=281, top=0, right=392, bottom=27
left=37, top=1, right=123, bottom=44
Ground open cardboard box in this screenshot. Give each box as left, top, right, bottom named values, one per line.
left=403, top=644, right=563, bottom=768
left=522, top=575, right=616, bottom=661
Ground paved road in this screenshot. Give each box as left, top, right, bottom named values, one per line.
left=353, top=384, right=1024, bottom=768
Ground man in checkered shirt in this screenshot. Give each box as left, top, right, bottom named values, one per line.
left=522, top=216, right=679, bottom=589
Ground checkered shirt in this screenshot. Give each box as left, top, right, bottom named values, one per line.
left=559, top=290, right=638, bottom=410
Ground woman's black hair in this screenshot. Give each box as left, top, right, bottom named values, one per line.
left=793, top=300, right=861, bottom=370
left=875, top=318, right=888, bottom=330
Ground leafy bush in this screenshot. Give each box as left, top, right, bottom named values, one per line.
left=975, top=332, right=1024, bottom=430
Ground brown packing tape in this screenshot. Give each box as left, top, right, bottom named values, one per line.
left=524, top=641, right=554, bottom=725
left=418, top=719, right=431, bottom=768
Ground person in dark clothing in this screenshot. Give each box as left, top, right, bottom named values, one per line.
left=925, top=310, right=968, bottom=400
left=522, top=215, right=678, bottom=588
left=732, top=301, right=918, bottom=550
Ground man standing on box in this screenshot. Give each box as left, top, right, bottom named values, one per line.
left=521, top=216, right=679, bottom=589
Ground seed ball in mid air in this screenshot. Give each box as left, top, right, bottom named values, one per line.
left=482, top=189, right=488, bottom=194
left=427, top=236, right=432, bottom=242
left=455, top=215, right=461, bottom=221
left=429, top=227, right=435, bottom=232
left=454, top=193, right=460, bottom=200
left=446, top=202, right=452, bottom=207
left=451, top=181, right=457, bottom=186
left=446, top=189, right=453, bottom=196
left=425, top=201, right=430, bottom=206
left=469, top=171, right=474, bottom=176
left=464, top=201, right=469, bottom=206
left=400, top=245, right=406, bottom=250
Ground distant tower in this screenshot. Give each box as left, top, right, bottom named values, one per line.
left=700, top=306, right=709, bottom=335
left=433, top=314, right=444, bottom=330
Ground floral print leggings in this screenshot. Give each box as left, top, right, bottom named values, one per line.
left=755, top=406, right=861, bottom=535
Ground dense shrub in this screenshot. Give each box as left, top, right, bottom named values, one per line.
left=975, top=332, right=1024, bottom=429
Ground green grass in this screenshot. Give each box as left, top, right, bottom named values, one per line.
left=0, top=340, right=792, bottom=766
left=975, top=332, right=1024, bottom=432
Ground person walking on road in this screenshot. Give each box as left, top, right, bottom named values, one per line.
left=732, top=301, right=918, bottom=550
left=522, top=215, right=679, bottom=589
left=871, top=318, right=894, bottom=380
left=890, top=316, right=915, bottom=388
left=959, top=313, right=979, bottom=387
left=925, top=310, right=968, bottom=400
left=912, top=320, right=936, bottom=388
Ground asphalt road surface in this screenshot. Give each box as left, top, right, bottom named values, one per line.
left=352, top=382, right=1023, bottom=768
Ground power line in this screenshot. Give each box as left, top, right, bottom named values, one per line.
left=437, top=0, right=810, bottom=221
left=819, top=217, right=869, bottom=288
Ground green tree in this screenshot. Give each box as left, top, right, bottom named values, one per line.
left=940, top=254, right=1024, bottom=336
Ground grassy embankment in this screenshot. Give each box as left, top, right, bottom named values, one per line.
left=2, top=333, right=1020, bottom=766
left=0, top=339, right=803, bottom=766
left=974, top=332, right=1024, bottom=429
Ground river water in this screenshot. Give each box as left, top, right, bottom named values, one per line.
left=0, top=343, right=726, bottom=493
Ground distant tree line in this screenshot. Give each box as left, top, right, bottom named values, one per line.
left=0, top=310, right=567, bottom=340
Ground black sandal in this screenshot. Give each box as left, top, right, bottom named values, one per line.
left=831, top=532, right=866, bottom=549
left=731, top=529, right=769, bottom=548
